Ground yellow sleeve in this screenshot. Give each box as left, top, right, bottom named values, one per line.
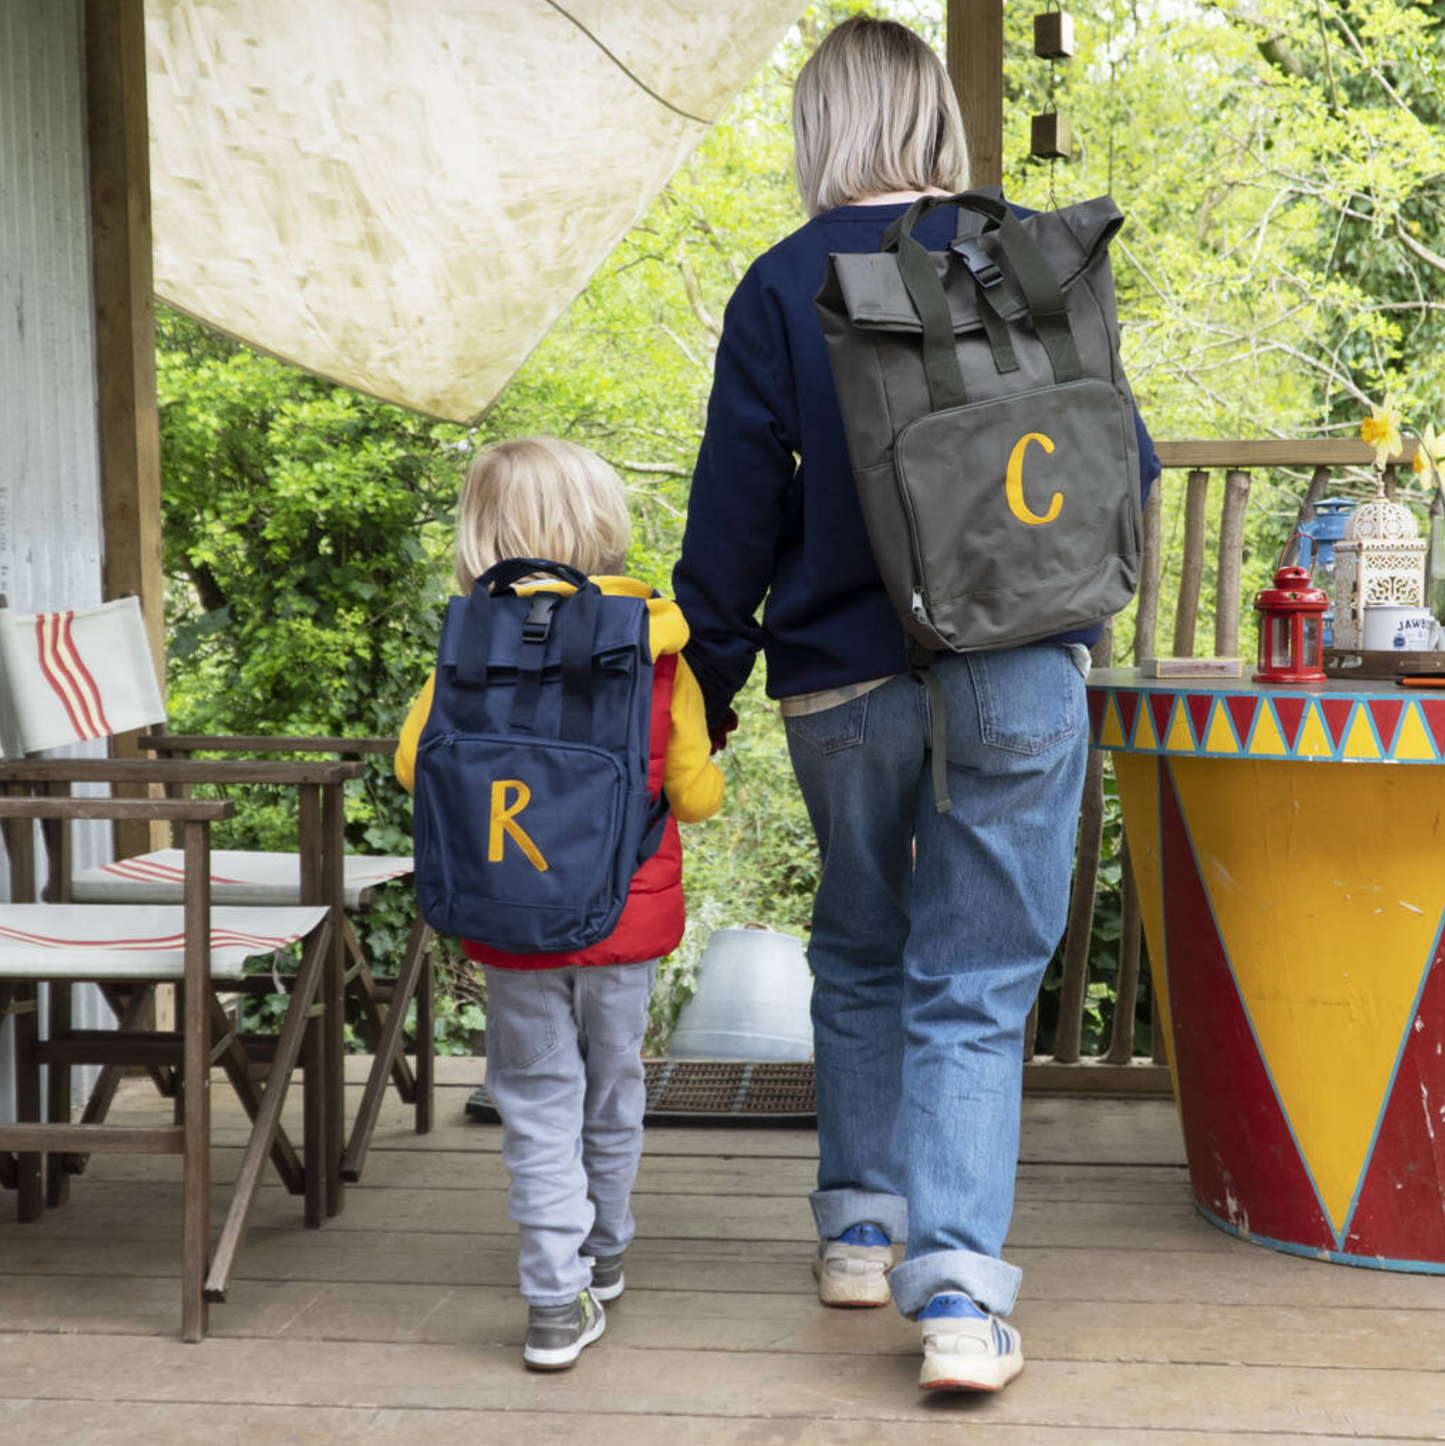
left=394, top=672, right=436, bottom=795
left=664, top=656, right=725, bottom=823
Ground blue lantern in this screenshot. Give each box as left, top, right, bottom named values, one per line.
left=1297, top=498, right=1356, bottom=646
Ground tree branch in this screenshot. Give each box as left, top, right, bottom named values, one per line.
left=659, top=323, right=705, bottom=371
left=677, top=260, right=721, bottom=346
left=1395, top=220, right=1445, bottom=277
left=611, top=459, right=693, bottom=479
left=1200, top=1, right=1308, bottom=77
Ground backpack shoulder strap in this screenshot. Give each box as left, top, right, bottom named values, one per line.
left=558, top=588, right=600, bottom=743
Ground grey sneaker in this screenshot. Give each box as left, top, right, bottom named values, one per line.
left=587, top=1252, right=625, bottom=1302
left=812, top=1223, right=893, bottom=1307
left=523, top=1289, right=606, bottom=1371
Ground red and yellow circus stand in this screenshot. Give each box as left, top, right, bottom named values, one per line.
left=1088, top=669, right=1445, bottom=1272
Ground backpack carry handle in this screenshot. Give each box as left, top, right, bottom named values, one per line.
left=880, top=188, right=1011, bottom=250
left=882, top=192, right=1084, bottom=412
left=476, top=558, right=595, bottom=595
left=455, top=559, right=599, bottom=693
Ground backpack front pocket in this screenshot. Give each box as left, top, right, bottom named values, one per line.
left=892, top=377, right=1140, bottom=651
left=413, top=732, right=629, bottom=952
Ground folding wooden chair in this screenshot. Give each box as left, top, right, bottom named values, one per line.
left=0, top=595, right=425, bottom=1212
left=0, top=791, right=332, bottom=1341
left=119, top=732, right=435, bottom=1183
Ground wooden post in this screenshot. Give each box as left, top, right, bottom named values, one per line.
left=1292, top=465, right=1333, bottom=541
left=1213, top=470, right=1252, bottom=658
left=1172, top=470, right=1211, bottom=657
left=322, top=779, right=346, bottom=1218
left=180, top=817, right=212, bottom=1342
left=1105, top=490, right=1164, bottom=1066
left=1134, top=488, right=1162, bottom=664
left=947, top=0, right=1004, bottom=188
left=1054, top=620, right=1113, bottom=1064
left=85, top=0, right=164, bottom=861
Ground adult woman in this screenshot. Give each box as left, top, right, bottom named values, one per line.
left=672, top=15, right=1157, bottom=1393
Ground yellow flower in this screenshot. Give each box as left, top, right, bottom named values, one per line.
left=1361, top=396, right=1403, bottom=469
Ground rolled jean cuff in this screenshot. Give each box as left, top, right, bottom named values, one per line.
left=888, top=1248, right=1023, bottom=1319
left=809, top=1187, right=908, bottom=1245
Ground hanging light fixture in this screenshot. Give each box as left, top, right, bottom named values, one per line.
left=1032, top=5, right=1075, bottom=167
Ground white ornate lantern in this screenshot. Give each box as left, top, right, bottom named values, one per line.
left=1330, top=480, right=1427, bottom=650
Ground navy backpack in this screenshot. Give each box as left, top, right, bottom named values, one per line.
left=411, top=559, right=668, bottom=953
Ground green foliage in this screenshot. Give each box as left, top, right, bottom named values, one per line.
left=158, top=309, right=463, bottom=760
left=157, top=2, right=1445, bottom=1057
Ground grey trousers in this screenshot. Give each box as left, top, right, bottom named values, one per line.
left=482, top=961, right=656, bottom=1306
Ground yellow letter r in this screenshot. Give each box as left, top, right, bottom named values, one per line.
left=1005, top=432, right=1063, bottom=526
left=488, top=780, right=549, bottom=872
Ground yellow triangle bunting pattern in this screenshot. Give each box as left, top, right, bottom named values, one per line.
left=1134, top=701, right=1160, bottom=751
left=1294, top=703, right=1334, bottom=758
left=1203, top=701, right=1239, bottom=754
left=1394, top=704, right=1437, bottom=762
left=1248, top=703, right=1289, bottom=757
left=1342, top=709, right=1382, bottom=761
left=1165, top=704, right=1195, bottom=752
left=1101, top=695, right=1126, bottom=749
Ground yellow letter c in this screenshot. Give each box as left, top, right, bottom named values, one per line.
left=1005, top=432, right=1063, bottom=527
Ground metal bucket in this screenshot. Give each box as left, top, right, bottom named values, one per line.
left=668, top=926, right=814, bottom=1061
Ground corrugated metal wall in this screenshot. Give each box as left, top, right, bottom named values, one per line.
left=1, top=0, right=116, bottom=1121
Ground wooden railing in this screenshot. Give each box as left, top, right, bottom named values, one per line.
left=1025, top=438, right=1427, bottom=1094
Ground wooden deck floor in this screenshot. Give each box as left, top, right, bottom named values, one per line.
left=2, top=1059, right=1443, bottom=1444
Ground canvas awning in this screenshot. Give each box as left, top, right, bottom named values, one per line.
left=145, top=0, right=802, bottom=421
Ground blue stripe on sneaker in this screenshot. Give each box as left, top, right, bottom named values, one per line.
left=918, top=1292, right=988, bottom=1320
left=834, top=1223, right=891, bottom=1247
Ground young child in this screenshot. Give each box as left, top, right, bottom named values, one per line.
left=395, top=436, right=724, bottom=1370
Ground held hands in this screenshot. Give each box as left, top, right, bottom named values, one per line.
left=709, top=708, right=740, bottom=755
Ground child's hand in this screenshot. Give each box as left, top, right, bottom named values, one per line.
left=709, top=708, right=739, bottom=755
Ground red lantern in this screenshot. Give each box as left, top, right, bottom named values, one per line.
left=1254, top=547, right=1328, bottom=683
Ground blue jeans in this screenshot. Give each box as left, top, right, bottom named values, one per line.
left=784, top=644, right=1088, bottom=1319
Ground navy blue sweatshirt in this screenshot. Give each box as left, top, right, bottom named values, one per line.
left=672, top=201, right=1160, bottom=729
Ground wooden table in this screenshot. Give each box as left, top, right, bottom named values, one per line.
left=1088, top=668, right=1445, bottom=1273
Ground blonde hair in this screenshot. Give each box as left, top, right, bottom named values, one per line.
left=455, top=436, right=631, bottom=592
left=792, top=15, right=969, bottom=217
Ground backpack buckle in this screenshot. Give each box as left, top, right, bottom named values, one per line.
left=522, top=593, right=559, bottom=645
left=949, top=237, right=1004, bottom=289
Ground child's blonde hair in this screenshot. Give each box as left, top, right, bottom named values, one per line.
left=792, top=15, right=968, bottom=218
left=455, top=436, right=631, bottom=592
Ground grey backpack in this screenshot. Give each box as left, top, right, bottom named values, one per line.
left=815, top=189, right=1143, bottom=807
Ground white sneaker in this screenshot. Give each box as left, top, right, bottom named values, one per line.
left=811, top=1223, right=893, bottom=1307
left=917, top=1293, right=1024, bottom=1392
